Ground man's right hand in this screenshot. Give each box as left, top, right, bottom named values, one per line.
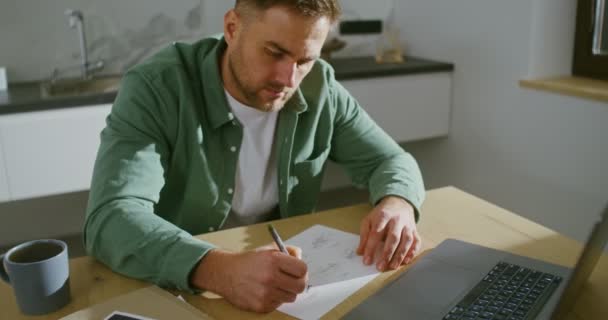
left=190, top=247, right=308, bottom=313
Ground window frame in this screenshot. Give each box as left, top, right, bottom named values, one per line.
left=573, top=0, right=608, bottom=80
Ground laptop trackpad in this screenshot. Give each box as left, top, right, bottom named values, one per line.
left=347, top=258, right=484, bottom=319
left=400, top=258, right=483, bottom=314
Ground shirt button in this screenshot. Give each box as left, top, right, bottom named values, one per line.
left=228, top=188, right=233, bottom=194
left=208, top=227, right=215, bottom=232
left=230, top=146, right=237, bottom=152
left=280, top=180, right=283, bottom=185
left=232, top=120, right=237, bottom=126
left=227, top=112, right=234, bottom=120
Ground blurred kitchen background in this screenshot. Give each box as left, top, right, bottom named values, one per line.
left=0, top=0, right=607, bottom=258
left=1, top=0, right=395, bottom=82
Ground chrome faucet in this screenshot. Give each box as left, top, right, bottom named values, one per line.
left=63, top=9, right=104, bottom=79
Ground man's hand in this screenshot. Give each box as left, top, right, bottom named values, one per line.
left=357, top=196, right=421, bottom=271
left=190, top=246, right=307, bottom=313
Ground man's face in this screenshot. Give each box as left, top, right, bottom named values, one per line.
left=222, top=6, right=331, bottom=112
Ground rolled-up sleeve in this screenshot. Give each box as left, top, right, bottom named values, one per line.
left=84, top=71, right=214, bottom=292
left=328, top=79, right=425, bottom=219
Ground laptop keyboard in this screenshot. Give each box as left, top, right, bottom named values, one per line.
left=443, top=261, right=562, bottom=320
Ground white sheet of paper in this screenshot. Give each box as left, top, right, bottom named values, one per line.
left=277, top=225, right=381, bottom=320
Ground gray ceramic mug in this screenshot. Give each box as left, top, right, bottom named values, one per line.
left=0, top=239, right=71, bottom=315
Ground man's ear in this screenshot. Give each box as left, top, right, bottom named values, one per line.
left=224, top=9, right=240, bottom=46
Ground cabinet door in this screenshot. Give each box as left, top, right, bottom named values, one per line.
left=0, top=104, right=112, bottom=201
left=341, top=72, right=452, bottom=143
left=0, top=139, right=9, bottom=202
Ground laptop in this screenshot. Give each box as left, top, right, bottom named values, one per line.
left=343, top=205, right=608, bottom=320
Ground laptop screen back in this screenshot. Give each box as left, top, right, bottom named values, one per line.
left=551, top=205, right=608, bottom=319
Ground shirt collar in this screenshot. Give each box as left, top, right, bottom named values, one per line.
left=200, top=37, right=232, bottom=130
left=199, top=37, right=308, bottom=130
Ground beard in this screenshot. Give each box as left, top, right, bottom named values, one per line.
left=227, top=48, right=295, bottom=112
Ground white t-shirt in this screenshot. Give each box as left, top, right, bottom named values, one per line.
left=222, top=89, right=280, bottom=228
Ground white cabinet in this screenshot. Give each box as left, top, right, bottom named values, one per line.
left=321, top=72, right=452, bottom=191
left=0, top=104, right=111, bottom=201
left=341, top=72, right=452, bottom=142
left=0, top=72, right=452, bottom=201
left=0, top=138, right=9, bottom=202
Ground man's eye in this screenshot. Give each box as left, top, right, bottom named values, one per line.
left=266, top=48, right=282, bottom=58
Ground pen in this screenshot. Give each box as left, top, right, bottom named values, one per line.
left=268, top=224, right=288, bottom=254
left=268, top=224, right=312, bottom=292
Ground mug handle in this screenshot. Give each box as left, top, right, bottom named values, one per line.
left=0, top=253, right=10, bottom=284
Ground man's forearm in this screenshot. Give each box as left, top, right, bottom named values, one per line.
left=189, top=249, right=235, bottom=295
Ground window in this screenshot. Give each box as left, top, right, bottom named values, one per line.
left=573, top=0, right=608, bottom=80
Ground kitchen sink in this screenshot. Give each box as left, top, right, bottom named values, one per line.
left=40, top=75, right=122, bottom=98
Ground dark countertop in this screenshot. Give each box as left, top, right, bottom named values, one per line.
left=0, top=56, right=453, bottom=115
left=331, top=56, right=453, bottom=81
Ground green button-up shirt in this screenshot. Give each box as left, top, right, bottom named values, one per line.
left=84, top=36, right=425, bottom=292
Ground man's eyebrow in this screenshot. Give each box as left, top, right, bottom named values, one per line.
left=267, top=41, right=292, bottom=55
left=266, top=41, right=319, bottom=62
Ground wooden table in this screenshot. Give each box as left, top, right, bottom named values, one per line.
left=2, top=186, right=606, bottom=319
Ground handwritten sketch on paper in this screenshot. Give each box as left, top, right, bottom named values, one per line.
left=277, top=225, right=381, bottom=320
left=286, top=224, right=379, bottom=287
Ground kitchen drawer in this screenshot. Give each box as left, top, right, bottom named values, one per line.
left=341, top=72, right=452, bottom=142
left=0, top=104, right=111, bottom=201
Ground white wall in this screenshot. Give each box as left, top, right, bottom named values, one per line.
left=0, top=0, right=210, bottom=82
left=395, top=0, right=608, bottom=242
left=2, top=0, right=606, bottom=247
left=0, top=0, right=391, bottom=82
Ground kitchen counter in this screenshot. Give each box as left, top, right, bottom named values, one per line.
left=0, top=56, right=453, bottom=115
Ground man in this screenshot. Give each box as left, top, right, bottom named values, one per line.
left=85, top=0, right=425, bottom=313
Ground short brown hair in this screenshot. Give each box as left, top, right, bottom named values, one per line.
left=235, top=0, right=341, bottom=22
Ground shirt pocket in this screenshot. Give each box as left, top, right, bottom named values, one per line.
left=293, top=146, right=330, bottom=178
left=289, top=146, right=330, bottom=214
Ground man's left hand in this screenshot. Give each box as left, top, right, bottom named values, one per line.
left=357, top=196, right=421, bottom=271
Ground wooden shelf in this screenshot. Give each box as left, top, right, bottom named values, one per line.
left=519, top=76, right=608, bottom=103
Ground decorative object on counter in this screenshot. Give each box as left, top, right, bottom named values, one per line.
left=323, top=18, right=386, bottom=60
left=321, top=37, right=347, bottom=60
left=0, top=67, right=7, bottom=91
left=321, top=22, right=346, bottom=60
left=339, top=19, right=383, bottom=35
left=375, top=0, right=404, bottom=64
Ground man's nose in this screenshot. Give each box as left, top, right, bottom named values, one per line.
left=274, top=60, right=297, bottom=88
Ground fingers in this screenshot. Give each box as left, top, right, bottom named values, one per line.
left=248, top=252, right=306, bottom=313
left=249, top=295, right=284, bottom=313
left=256, top=242, right=278, bottom=252
left=255, top=300, right=283, bottom=314
left=272, top=269, right=308, bottom=294
left=378, top=220, right=406, bottom=270
left=266, top=286, right=298, bottom=304
left=274, top=251, right=308, bottom=278
left=363, top=210, right=390, bottom=266
left=401, top=230, right=422, bottom=265
left=256, top=243, right=302, bottom=260
left=286, top=245, right=302, bottom=259
left=388, top=228, right=414, bottom=269
left=357, top=217, right=371, bottom=255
